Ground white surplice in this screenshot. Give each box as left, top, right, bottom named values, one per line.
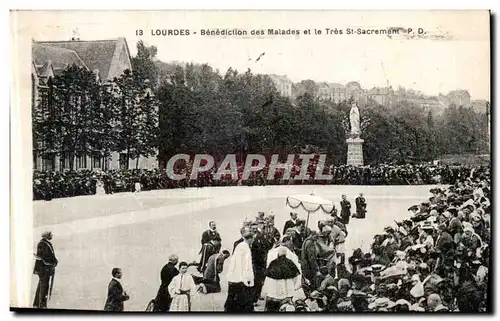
left=168, top=273, right=197, bottom=312
left=263, top=246, right=305, bottom=300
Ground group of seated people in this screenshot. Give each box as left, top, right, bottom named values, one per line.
left=266, top=169, right=490, bottom=312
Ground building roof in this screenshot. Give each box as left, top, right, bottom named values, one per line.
left=34, top=38, right=131, bottom=80
left=32, top=43, right=87, bottom=75
left=268, top=74, right=292, bottom=83
left=368, top=87, right=390, bottom=95
left=346, top=81, right=362, bottom=89
left=448, top=89, right=470, bottom=97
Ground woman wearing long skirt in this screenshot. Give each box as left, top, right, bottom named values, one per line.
left=168, top=262, right=197, bottom=312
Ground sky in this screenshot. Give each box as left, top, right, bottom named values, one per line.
left=13, top=10, right=491, bottom=100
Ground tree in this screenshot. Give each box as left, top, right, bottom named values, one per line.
left=112, top=70, right=159, bottom=169
left=131, top=40, right=159, bottom=90
left=52, top=65, right=102, bottom=170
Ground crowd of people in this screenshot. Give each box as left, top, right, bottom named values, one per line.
left=33, top=163, right=481, bottom=201
left=32, top=165, right=490, bottom=312
left=144, top=165, right=490, bottom=312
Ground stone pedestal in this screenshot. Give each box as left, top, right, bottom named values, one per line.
left=346, top=137, right=364, bottom=166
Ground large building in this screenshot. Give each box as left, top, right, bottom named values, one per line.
left=268, top=74, right=293, bottom=98
left=367, top=87, right=393, bottom=106
left=317, top=82, right=333, bottom=101
left=446, top=90, right=471, bottom=107
left=32, top=37, right=158, bottom=171
left=345, top=81, right=363, bottom=102
left=317, top=82, right=347, bottom=103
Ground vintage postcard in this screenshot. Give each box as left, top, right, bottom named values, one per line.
left=10, top=10, right=491, bottom=312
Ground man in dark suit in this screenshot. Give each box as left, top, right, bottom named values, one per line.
left=283, top=212, right=299, bottom=234
left=200, top=221, right=222, bottom=254
left=354, top=193, right=367, bottom=219
left=33, top=231, right=58, bottom=309
left=340, top=195, right=352, bottom=225
left=104, top=268, right=130, bottom=311
left=154, top=254, right=179, bottom=311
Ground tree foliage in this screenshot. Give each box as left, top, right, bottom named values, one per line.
left=33, top=40, right=489, bottom=171
left=32, top=65, right=159, bottom=170
left=156, top=62, right=489, bottom=167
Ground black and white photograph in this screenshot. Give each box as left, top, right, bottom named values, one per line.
left=9, top=10, right=491, bottom=313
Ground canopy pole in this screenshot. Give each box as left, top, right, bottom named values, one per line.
left=305, top=211, right=311, bottom=231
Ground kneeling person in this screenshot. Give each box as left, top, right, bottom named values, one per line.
left=194, top=250, right=231, bottom=294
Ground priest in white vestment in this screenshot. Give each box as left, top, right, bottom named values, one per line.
left=224, top=231, right=255, bottom=312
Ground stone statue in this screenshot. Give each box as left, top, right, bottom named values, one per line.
left=349, top=102, right=361, bottom=137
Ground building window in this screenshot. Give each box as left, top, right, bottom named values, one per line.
left=119, top=153, right=128, bottom=170
left=33, top=153, right=38, bottom=170
left=60, top=152, right=72, bottom=170
left=76, top=154, right=87, bottom=169
left=42, top=153, right=55, bottom=171
left=92, top=152, right=102, bottom=169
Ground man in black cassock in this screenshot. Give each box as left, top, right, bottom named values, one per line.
left=33, top=231, right=58, bottom=309
left=340, top=195, right=352, bottom=225
left=154, top=254, right=179, bottom=311
left=199, top=236, right=221, bottom=273
left=251, top=220, right=274, bottom=304
left=354, top=193, right=367, bottom=219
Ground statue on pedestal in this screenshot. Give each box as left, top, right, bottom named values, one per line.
left=349, top=101, right=361, bottom=137
left=346, top=101, right=364, bottom=166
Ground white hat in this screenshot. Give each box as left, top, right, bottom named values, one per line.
left=395, top=299, right=411, bottom=307
left=463, top=222, right=474, bottom=233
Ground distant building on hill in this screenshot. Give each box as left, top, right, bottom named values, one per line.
left=268, top=74, right=293, bottom=98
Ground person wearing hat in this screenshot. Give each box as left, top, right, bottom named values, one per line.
left=33, top=231, right=58, bottom=309
left=420, top=202, right=431, bottom=214
left=426, top=293, right=445, bottom=312
left=408, top=205, right=419, bottom=215
left=417, top=223, right=435, bottom=248
left=393, top=299, right=411, bottom=312
left=461, top=223, right=483, bottom=257
left=470, top=212, right=489, bottom=244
